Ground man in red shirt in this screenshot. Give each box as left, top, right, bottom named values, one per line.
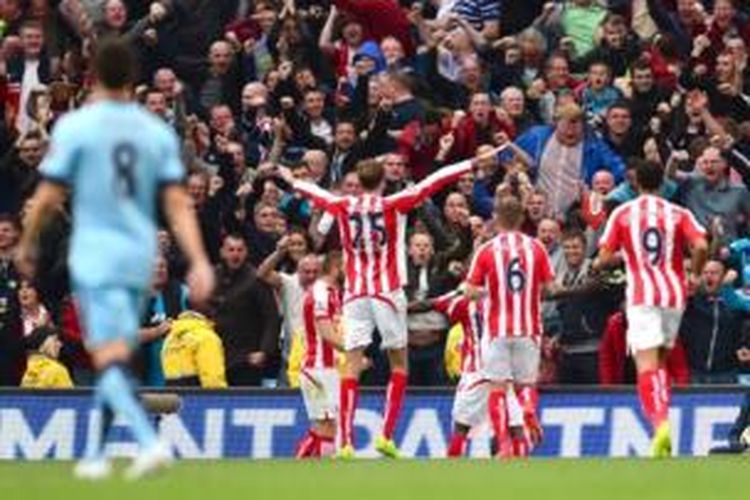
left=295, top=252, right=344, bottom=459
left=594, top=160, right=708, bottom=457
left=466, top=196, right=555, bottom=458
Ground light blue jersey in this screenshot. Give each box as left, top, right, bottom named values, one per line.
left=41, top=100, right=184, bottom=290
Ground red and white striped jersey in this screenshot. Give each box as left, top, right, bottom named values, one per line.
left=599, top=194, right=706, bottom=309
left=433, top=292, right=484, bottom=373
left=302, top=280, right=341, bottom=369
left=467, top=231, right=554, bottom=339
left=293, top=160, right=473, bottom=300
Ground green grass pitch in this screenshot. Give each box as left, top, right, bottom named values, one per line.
left=1, top=458, right=746, bottom=500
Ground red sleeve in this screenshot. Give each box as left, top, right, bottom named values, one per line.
left=293, top=181, right=345, bottom=214
left=535, top=241, right=555, bottom=284
left=467, top=246, right=489, bottom=287
left=386, top=160, right=473, bottom=212
left=679, top=209, right=707, bottom=246
left=431, top=293, right=454, bottom=315
left=598, top=209, right=622, bottom=253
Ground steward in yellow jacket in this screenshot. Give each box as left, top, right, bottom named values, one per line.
left=21, top=326, right=73, bottom=389
left=162, top=311, right=227, bottom=388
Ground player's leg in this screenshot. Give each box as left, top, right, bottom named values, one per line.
left=448, top=423, right=472, bottom=457
left=315, top=418, right=337, bottom=458
left=316, top=368, right=339, bottom=458
left=339, top=347, right=366, bottom=456
left=75, top=288, right=170, bottom=479
left=628, top=306, right=673, bottom=457
left=512, top=337, right=543, bottom=454
left=506, top=387, right=529, bottom=457
left=297, top=369, right=322, bottom=459
left=448, top=372, right=489, bottom=458
left=374, top=292, right=409, bottom=458
left=338, top=298, right=374, bottom=457
left=483, top=337, right=514, bottom=458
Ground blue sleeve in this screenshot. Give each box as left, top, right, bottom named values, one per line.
left=501, top=126, right=543, bottom=176
left=606, top=183, right=631, bottom=204
left=40, top=116, right=80, bottom=185
left=595, top=138, right=625, bottom=184
left=472, top=179, right=494, bottom=219
left=158, top=125, right=186, bottom=185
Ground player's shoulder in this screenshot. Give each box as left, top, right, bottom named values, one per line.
left=610, top=199, right=635, bottom=219
left=50, top=105, right=91, bottom=138
left=135, top=106, right=178, bottom=142
left=474, top=238, right=495, bottom=255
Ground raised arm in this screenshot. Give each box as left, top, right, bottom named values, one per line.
left=318, top=5, right=338, bottom=55
left=257, top=236, right=290, bottom=290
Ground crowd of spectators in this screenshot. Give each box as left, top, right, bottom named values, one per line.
left=2, top=0, right=750, bottom=389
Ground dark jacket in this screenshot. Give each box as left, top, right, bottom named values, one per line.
left=211, top=263, right=280, bottom=369
left=0, top=258, right=23, bottom=386
left=405, top=259, right=459, bottom=303
left=0, top=149, right=41, bottom=214
left=680, top=287, right=747, bottom=376
left=553, top=266, right=621, bottom=349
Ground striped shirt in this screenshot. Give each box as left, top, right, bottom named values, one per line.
left=292, top=160, right=474, bottom=301
left=599, top=194, right=707, bottom=309
left=452, top=0, right=502, bottom=31
left=302, top=280, right=341, bottom=369
left=433, top=292, right=484, bottom=373
left=467, top=231, right=554, bottom=339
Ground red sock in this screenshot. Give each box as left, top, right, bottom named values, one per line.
left=295, top=430, right=319, bottom=459
left=517, top=386, right=539, bottom=416
left=657, top=368, right=671, bottom=418
left=517, top=386, right=542, bottom=445
left=512, top=436, right=529, bottom=457
left=638, top=369, right=669, bottom=430
left=488, top=390, right=510, bottom=457
left=447, top=433, right=468, bottom=458
left=382, top=370, right=407, bottom=440
left=319, top=435, right=335, bottom=457
left=340, top=377, right=359, bottom=447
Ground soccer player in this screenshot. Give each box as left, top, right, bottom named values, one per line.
left=296, top=252, right=345, bottom=459
left=429, top=290, right=527, bottom=458
left=278, top=148, right=502, bottom=458
left=593, top=160, right=708, bottom=457
left=466, top=196, right=555, bottom=458
left=16, top=39, right=214, bottom=479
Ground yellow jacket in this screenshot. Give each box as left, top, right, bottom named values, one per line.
left=444, top=323, right=464, bottom=381
left=161, top=312, right=227, bottom=388
left=21, top=354, right=73, bottom=389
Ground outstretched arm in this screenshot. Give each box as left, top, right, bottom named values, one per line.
left=389, top=144, right=508, bottom=211
left=278, top=166, right=344, bottom=213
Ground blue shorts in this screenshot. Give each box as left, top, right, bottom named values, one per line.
left=74, top=287, right=145, bottom=349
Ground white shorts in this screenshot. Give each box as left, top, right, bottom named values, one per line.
left=480, top=336, right=540, bottom=384
left=452, top=372, right=525, bottom=429
left=626, top=306, right=683, bottom=352
left=342, top=290, right=407, bottom=351
left=299, top=367, right=339, bottom=421
left=452, top=371, right=490, bottom=428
